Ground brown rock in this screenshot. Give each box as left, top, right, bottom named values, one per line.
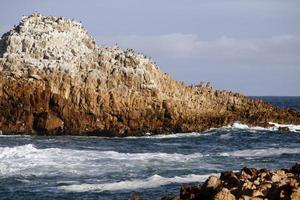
left=161, top=164, right=300, bottom=200
left=291, top=187, right=300, bottom=200
left=33, top=112, right=64, bottom=133
left=205, top=176, right=221, bottom=189
left=252, top=190, right=264, bottom=197
left=242, top=167, right=258, bottom=179
left=220, top=171, right=241, bottom=188
left=180, top=184, right=201, bottom=200
left=214, top=188, right=236, bottom=200
left=0, top=13, right=299, bottom=136
left=131, top=194, right=142, bottom=200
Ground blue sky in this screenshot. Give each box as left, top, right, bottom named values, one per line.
left=0, top=0, right=299, bottom=95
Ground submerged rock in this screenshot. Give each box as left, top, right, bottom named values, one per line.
left=0, top=13, right=299, bottom=136
left=278, top=126, right=290, bottom=132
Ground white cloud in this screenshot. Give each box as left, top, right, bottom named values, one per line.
left=97, top=33, right=300, bottom=66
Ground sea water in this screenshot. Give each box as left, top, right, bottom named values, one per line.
left=0, top=97, right=299, bottom=199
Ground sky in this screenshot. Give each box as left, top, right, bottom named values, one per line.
left=0, top=0, right=299, bottom=96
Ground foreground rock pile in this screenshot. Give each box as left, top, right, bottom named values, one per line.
left=159, top=164, right=300, bottom=200
left=0, top=13, right=299, bottom=136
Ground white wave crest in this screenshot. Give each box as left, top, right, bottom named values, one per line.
left=268, top=122, right=300, bottom=132
left=125, top=132, right=214, bottom=139
left=59, top=173, right=217, bottom=192
left=219, top=133, right=232, bottom=139
left=226, top=122, right=300, bottom=133
left=220, top=147, right=300, bottom=157
left=0, top=144, right=205, bottom=177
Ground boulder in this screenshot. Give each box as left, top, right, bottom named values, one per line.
left=278, top=126, right=290, bottom=131
left=163, top=164, right=300, bottom=200
left=214, top=188, right=236, bottom=200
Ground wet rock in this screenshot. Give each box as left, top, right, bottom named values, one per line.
left=278, top=126, right=290, bottom=131
left=290, top=163, right=300, bottom=175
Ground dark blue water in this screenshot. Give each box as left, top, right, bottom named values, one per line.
left=0, top=97, right=299, bottom=200
left=251, top=96, right=300, bottom=109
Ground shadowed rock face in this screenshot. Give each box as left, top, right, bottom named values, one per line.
left=0, top=13, right=299, bottom=136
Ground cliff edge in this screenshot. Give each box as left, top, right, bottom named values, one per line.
left=0, top=13, right=299, bottom=136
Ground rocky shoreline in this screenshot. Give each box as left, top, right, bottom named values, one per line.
left=131, top=164, right=300, bottom=200
left=0, top=13, right=300, bottom=136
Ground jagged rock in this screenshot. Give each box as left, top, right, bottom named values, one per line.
left=164, top=164, right=300, bottom=200
left=205, top=176, right=221, bottom=189
left=242, top=167, right=258, bottom=178
left=0, top=13, right=300, bottom=136
left=180, top=184, right=202, bottom=200
left=214, top=188, right=236, bottom=200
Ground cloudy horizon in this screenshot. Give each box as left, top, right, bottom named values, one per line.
left=1, top=0, right=299, bottom=96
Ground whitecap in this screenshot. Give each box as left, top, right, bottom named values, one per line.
left=219, top=133, right=232, bottom=139
left=218, top=122, right=300, bottom=133
left=59, top=173, right=218, bottom=192
left=125, top=132, right=214, bottom=139
left=268, top=122, right=300, bottom=132
left=219, top=147, right=300, bottom=157
left=0, top=144, right=206, bottom=177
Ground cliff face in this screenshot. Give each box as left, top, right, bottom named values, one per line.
left=0, top=13, right=299, bottom=136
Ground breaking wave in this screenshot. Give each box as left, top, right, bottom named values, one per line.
left=220, top=147, right=300, bottom=157
left=125, top=122, right=300, bottom=139
left=226, top=122, right=300, bottom=133
left=125, top=132, right=214, bottom=139
left=59, top=173, right=217, bottom=192
left=0, top=144, right=205, bottom=176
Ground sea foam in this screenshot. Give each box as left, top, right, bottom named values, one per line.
left=126, top=122, right=300, bottom=139
left=227, top=122, right=300, bottom=133
left=220, top=147, right=300, bottom=157
left=0, top=144, right=206, bottom=177
left=59, top=173, right=217, bottom=192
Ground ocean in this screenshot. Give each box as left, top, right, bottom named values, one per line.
left=0, top=97, right=299, bottom=200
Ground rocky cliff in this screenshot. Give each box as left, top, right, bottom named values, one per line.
left=0, top=13, right=299, bottom=136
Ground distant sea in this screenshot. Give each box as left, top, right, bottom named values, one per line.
left=250, top=96, right=300, bottom=109
left=0, top=97, right=299, bottom=200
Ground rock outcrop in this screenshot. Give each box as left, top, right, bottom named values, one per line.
left=0, top=13, right=299, bottom=136
left=161, top=163, right=300, bottom=200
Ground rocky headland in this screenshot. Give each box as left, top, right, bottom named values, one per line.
left=0, top=13, right=299, bottom=136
